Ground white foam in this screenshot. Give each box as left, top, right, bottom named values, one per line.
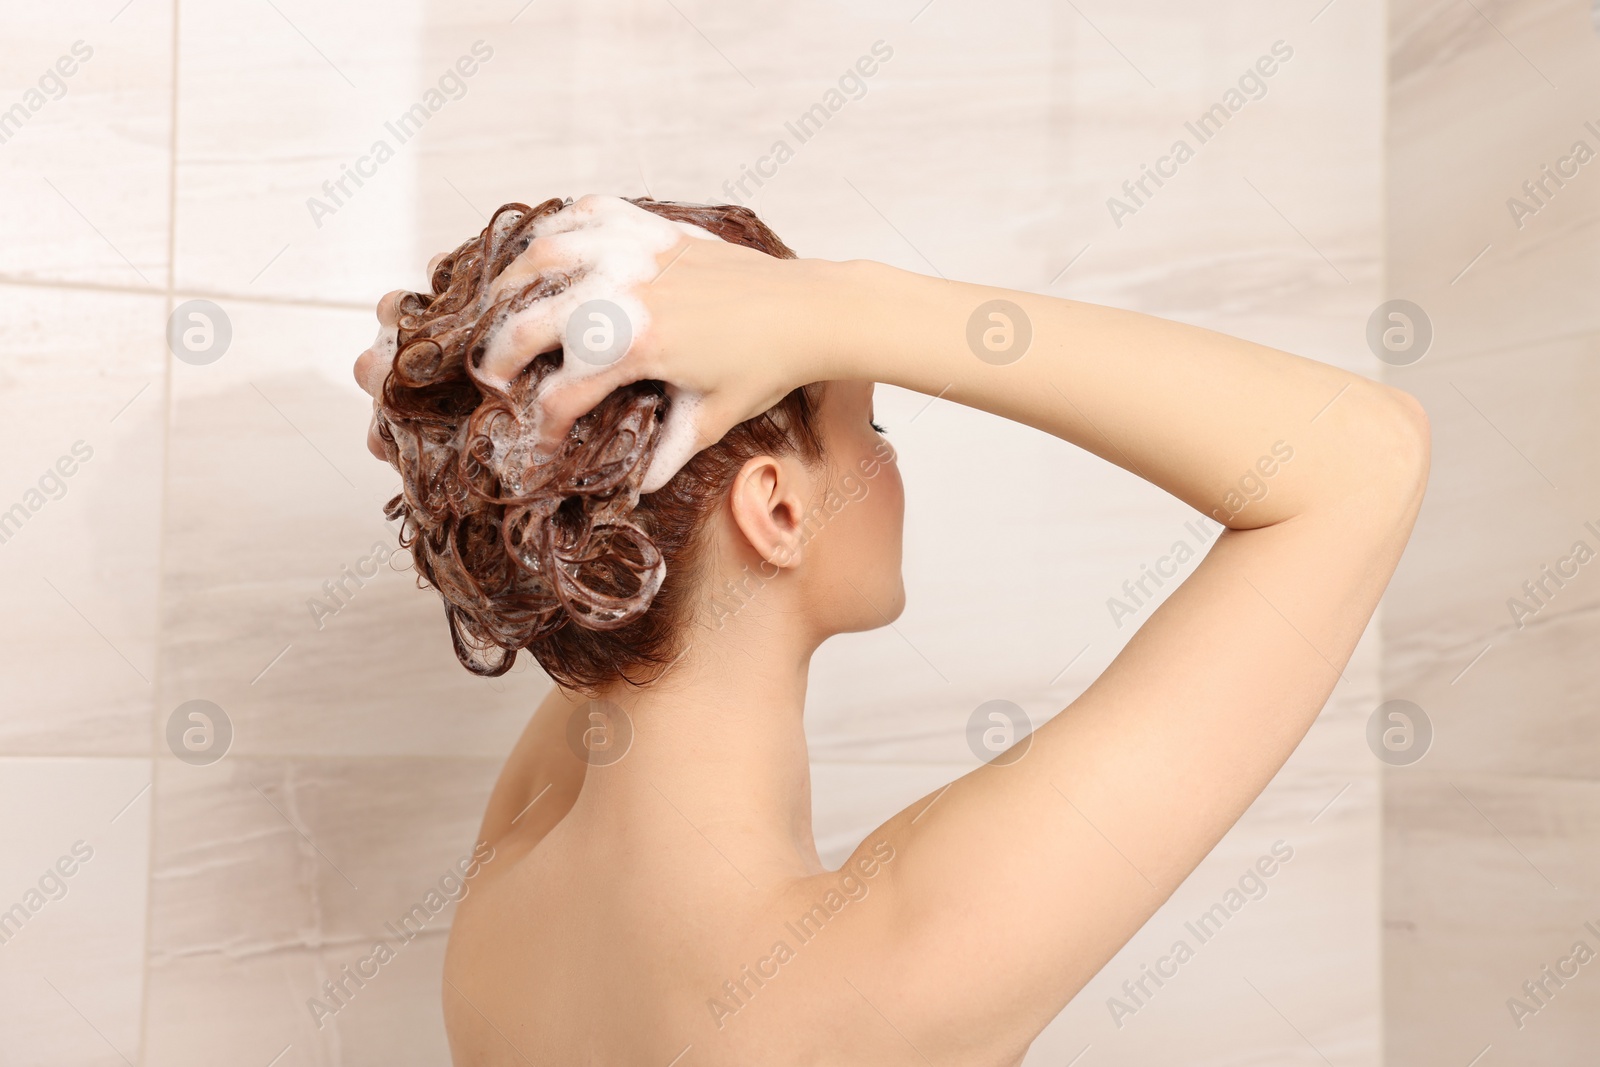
left=641, top=388, right=703, bottom=494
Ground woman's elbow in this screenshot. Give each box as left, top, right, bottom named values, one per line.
left=1366, top=383, right=1432, bottom=507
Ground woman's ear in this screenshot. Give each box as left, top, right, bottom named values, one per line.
left=727, top=455, right=810, bottom=571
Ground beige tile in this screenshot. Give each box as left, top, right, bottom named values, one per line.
left=174, top=0, right=432, bottom=304
left=1380, top=333, right=1600, bottom=785
left=0, top=285, right=165, bottom=754
left=1018, top=2, right=1385, bottom=360
left=143, top=754, right=494, bottom=1065
left=1382, top=334, right=1600, bottom=647
left=0, top=758, right=151, bottom=1066
left=312, top=932, right=452, bottom=1067
left=1388, top=0, right=1600, bottom=360
left=0, top=2, right=171, bottom=288
left=406, top=2, right=918, bottom=274
left=1385, top=773, right=1600, bottom=1067
left=1382, top=0, right=1600, bottom=1054
left=1384, top=578, right=1600, bottom=780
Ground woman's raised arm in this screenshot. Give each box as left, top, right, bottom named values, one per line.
left=815, top=260, right=1428, bottom=1060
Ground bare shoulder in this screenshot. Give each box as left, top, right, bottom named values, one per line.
left=472, top=684, right=591, bottom=867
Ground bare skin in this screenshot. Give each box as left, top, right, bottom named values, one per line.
left=354, top=196, right=1430, bottom=1066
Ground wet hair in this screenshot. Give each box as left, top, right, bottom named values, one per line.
left=375, top=197, right=826, bottom=691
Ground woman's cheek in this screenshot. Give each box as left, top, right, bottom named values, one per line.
left=863, top=447, right=904, bottom=539
left=885, top=459, right=906, bottom=533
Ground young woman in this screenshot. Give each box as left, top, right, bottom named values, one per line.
left=353, top=195, right=1429, bottom=1065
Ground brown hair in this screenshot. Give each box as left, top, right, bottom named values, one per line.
left=376, top=197, right=826, bottom=692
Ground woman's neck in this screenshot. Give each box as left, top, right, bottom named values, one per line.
left=572, top=626, right=826, bottom=888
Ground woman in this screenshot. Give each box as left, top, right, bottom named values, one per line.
left=352, top=194, right=1429, bottom=1065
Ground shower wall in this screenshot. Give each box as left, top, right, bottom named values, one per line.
left=0, top=1, right=1470, bottom=1064
left=1382, top=1, right=1600, bottom=1063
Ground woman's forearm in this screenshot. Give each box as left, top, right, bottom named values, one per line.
left=813, top=258, right=1425, bottom=527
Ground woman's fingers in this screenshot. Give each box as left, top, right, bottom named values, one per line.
left=478, top=228, right=642, bottom=384
left=368, top=196, right=744, bottom=487
left=532, top=360, right=646, bottom=457
left=353, top=330, right=395, bottom=397
left=477, top=198, right=724, bottom=390
left=477, top=284, right=582, bottom=387
left=354, top=290, right=406, bottom=399
left=366, top=408, right=392, bottom=461
left=484, top=229, right=590, bottom=308
left=376, top=289, right=405, bottom=327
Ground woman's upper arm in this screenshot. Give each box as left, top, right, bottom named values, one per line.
left=844, top=388, right=1430, bottom=1051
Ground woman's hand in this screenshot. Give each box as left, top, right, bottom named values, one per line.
left=482, top=196, right=849, bottom=490
left=353, top=287, right=406, bottom=463
left=354, top=194, right=842, bottom=491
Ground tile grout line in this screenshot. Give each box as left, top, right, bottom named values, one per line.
left=0, top=272, right=375, bottom=312
left=1376, top=13, right=1390, bottom=1030
left=0, top=751, right=515, bottom=763
left=136, top=0, right=183, bottom=1061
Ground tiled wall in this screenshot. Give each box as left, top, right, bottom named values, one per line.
left=1382, top=0, right=1600, bottom=1063
left=3, top=0, right=1574, bottom=1064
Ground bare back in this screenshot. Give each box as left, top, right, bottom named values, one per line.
left=443, top=741, right=987, bottom=1067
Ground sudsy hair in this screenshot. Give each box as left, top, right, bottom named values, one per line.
left=375, top=197, right=826, bottom=690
